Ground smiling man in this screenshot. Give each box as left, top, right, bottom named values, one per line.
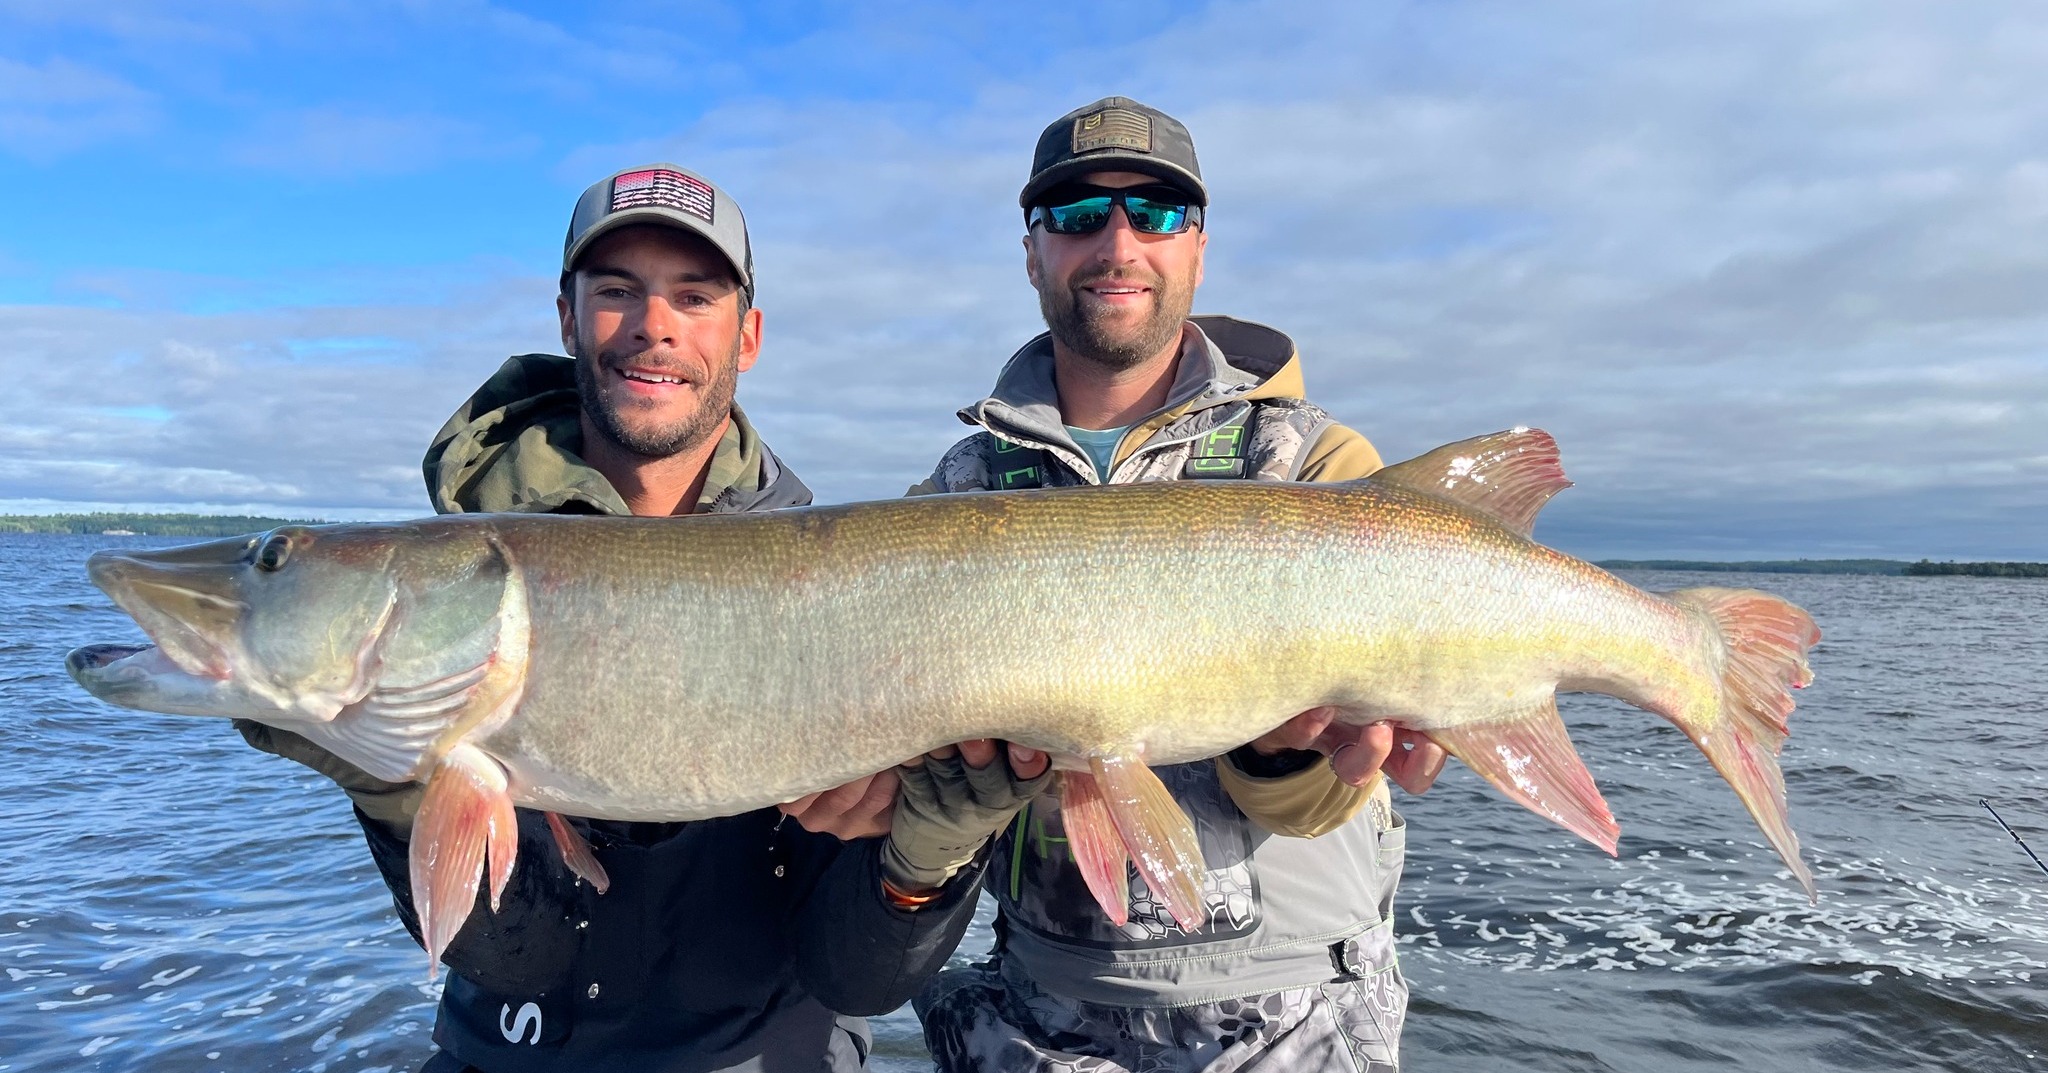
left=909, top=99, right=1444, bottom=1073
left=238, top=164, right=1046, bottom=1072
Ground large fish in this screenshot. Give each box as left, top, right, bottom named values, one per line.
left=67, top=429, right=1820, bottom=971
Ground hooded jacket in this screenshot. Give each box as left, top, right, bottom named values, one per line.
left=911, top=315, right=1380, bottom=495
left=360, top=353, right=984, bottom=1073
left=423, top=353, right=811, bottom=516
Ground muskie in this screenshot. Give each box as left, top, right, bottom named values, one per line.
left=68, top=429, right=1820, bottom=971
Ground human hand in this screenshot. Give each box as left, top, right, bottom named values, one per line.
left=1248, top=708, right=1446, bottom=794
left=232, top=719, right=425, bottom=829
left=779, top=769, right=903, bottom=841
left=880, top=740, right=1052, bottom=894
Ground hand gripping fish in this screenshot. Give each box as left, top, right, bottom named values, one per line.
left=66, top=429, right=1821, bottom=973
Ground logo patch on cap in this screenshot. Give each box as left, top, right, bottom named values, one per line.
left=610, top=168, right=715, bottom=223
left=1072, top=108, right=1152, bottom=154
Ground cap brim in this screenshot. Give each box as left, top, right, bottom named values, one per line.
left=562, top=208, right=751, bottom=286
left=1020, top=155, right=1208, bottom=208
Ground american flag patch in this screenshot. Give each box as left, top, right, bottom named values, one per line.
left=1073, top=108, right=1151, bottom=154
left=610, top=168, right=715, bottom=223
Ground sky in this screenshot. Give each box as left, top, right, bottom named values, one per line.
left=1, top=0, right=2043, bottom=560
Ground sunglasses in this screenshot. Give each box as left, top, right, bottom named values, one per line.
left=1028, top=184, right=1204, bottom=235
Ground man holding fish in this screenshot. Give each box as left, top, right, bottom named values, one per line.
left=235, top=165, right=1052, bottom=1071
left=907, top=97, right=1444, bottom=1073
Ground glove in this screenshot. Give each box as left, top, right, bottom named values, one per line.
left=233, top=719, right=425, bottom=831
left=880, top=748, right=1050, bottom=892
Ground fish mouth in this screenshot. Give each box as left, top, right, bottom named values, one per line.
left=66, top=642, right=155, bottom=674
left=86, top=545, right=250, bottom=681
left=67, top=640, right=279, bottom=719
left=66, top=641, right=175, bottom=699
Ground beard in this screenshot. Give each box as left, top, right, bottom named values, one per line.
left=1038, top=264, right=1196, bottom=371
left=572, top=330, right=741, bottom=460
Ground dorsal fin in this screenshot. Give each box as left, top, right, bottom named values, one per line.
left=1369, top=427, right=1571, bottom=537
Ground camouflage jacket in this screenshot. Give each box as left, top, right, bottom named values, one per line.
left=912, top=317, right=1409, bottom=1007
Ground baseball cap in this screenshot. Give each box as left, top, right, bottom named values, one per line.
left=1020, top=96, right=1207, bottom=209
left=562, top=164, right=754, bottom=299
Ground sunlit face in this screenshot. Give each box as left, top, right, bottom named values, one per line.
left=1024, top=170, right=1207, bottom=370
left=558, top=225, right=761, bottom=458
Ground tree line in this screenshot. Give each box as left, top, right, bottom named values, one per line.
left=1903, top=560, right=2048, bottom=577
left=1596, top=559, right=1910, bottom=574
left=0, top=513, right=324, bottom=537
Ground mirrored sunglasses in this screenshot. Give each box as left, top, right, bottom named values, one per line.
left=1028, top=185, right=1204, bottom=235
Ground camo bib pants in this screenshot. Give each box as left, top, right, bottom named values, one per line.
left=916, top=951, right=1405, bottom=1073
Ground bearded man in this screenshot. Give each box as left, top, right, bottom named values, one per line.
left=909, top=99, right=1445, bottom=1073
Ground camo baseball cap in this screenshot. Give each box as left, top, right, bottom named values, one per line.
left=1020, top=96, right=1207, bottom=209
left=563, top=164, right=754, bottom=299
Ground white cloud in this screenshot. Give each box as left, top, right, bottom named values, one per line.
left=3, top=0, right=2044, bottom=559
left=547, top=2, right=2048, bottom=558
left=224, top=107, right=532, bottom=177
left=0, top=272, right=562, bottom=517
left=0, top=56, right=156, bottom=157
left=0, top=1, right=253, bottom=47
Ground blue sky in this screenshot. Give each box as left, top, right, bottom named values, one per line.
left=2, top=0, right=2043, bottom=559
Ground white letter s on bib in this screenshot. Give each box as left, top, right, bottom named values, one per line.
left=499, top=1002, right=542, bottom=1045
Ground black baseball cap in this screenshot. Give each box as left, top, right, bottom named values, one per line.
left=1020, top=96, right=1207, bottom=209
left=563, top=164, right=754, bottom=300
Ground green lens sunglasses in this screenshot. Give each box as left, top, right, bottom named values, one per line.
left=1028, top=184, right=1204, bottom=235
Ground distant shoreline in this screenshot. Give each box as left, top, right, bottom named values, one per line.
left=1600, top=559, right=2047, bottom=577
left=1600, top=558, right=1905, bottom=574
left=0, top=513, right=327, bottom=537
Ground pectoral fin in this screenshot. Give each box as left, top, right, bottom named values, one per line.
left=410, top=744, right=518, bottom=977
left=1091, top=756, right=1209, bottom=932
left=1428, top=698, right=1620, bottom=854
left=1056, top=770, right=1132, bottom=925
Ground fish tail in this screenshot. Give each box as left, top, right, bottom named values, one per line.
left=1667, top=586, right=1822, bottom=899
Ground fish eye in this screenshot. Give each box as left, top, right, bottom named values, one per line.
left=254, top=533, right=292, bottom=573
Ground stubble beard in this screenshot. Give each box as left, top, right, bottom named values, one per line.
left=572, top=329, right=741, bottom=460
left=1039, top=265, right=1196, bottom=372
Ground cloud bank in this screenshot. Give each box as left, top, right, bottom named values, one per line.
left=0, top=0, right=2041, bottom=559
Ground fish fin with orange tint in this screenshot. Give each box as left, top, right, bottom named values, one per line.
left=1429, top=697, right=1619, bottom=854
left=410, top=744, right=518, bottom=978
left=1369, top=427, right=1571, bottom=537
left=1091, top=756, right=1209, bottom=932
left=1667, top=586, right=1822, bottom=900
left=545, top=811, right=611, bottom=895
left=1057, top=770, right=1131, bottom=926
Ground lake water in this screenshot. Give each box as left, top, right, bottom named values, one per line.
left=3, top=534, right=2044, bottom=1071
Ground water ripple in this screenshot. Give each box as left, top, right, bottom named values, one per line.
left=2, top=543, right=2044, bottom=1071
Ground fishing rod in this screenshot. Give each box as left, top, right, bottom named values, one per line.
left=1982, top=799, right=2048, bottom=877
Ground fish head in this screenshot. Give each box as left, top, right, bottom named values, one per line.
left=72, top=525, right=403, bottom=722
